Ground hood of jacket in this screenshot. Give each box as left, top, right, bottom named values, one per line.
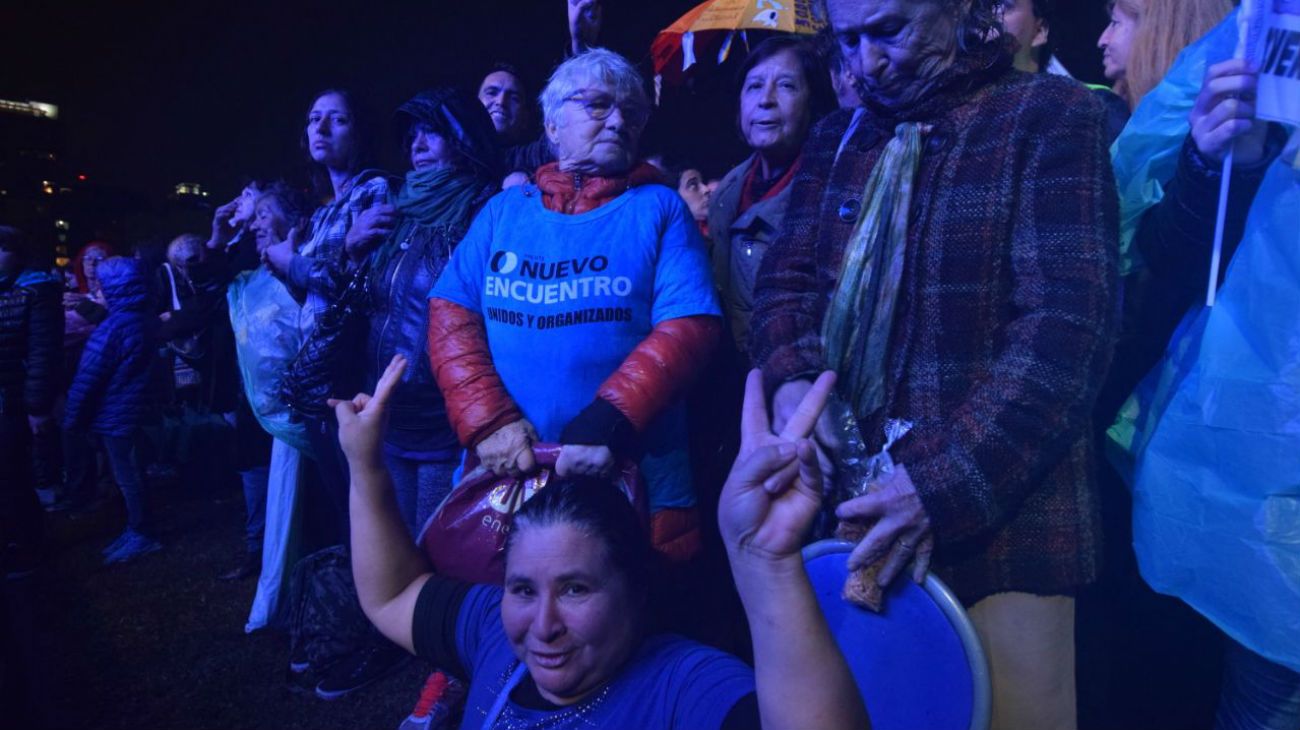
left=96, top=257, right=151, bottom=310
left=394, top=87, right=503, bottom=181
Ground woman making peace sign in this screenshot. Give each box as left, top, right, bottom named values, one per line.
left=334, top=356, right=867, bottom=730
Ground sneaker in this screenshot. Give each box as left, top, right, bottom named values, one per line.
left=314, top=643, right=409, bottom=700
left=218, top=550, right=262, bottom=581
left=101, top=530, right=132, bottom=557
left=399, top=671, right=466, bottom=730
left=103, top=531, right=161, bottom=565
left=43, top=496, right=75, bottom=513
left=3, top=541, right=41, bottom=581
left=288, top=642, right=312, bottom=675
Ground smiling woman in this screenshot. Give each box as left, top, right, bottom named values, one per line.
left=342, top=355, right=866, bottom=730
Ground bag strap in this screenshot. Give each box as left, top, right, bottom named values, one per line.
left=162, top=263, right=182, bottom=311
left=480, top=662, right=528, bottom=730
left=530, top=443, right=563, bottom=468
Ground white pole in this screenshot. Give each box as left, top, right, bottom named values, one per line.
left=1206, top=149, right=1234, bottom=307
left=1209, top=0, right=1257, bottom=307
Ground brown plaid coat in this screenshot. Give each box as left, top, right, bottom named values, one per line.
left=751, top=59, right=1120, bottom=604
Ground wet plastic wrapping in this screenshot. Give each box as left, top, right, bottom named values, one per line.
left=1110, top=10, right=1241, bottom=275
left=1108, top=19, right=1300, bottom=668
left=228, top=268, right=314, bottom=632
left=827, top=394, right=913, bottom=612
left=227, top=268, right=313, bottom=456
left=418, top=444, right=646, bottom=585
left=246, top=438, right=304, bottom=632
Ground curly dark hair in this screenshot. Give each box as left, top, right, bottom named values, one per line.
left=815, top=0, right=1009, bottom=60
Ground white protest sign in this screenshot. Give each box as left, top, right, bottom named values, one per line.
left=1245, top=0, right=1300, bottom=126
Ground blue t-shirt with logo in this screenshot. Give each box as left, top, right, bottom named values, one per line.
left=430, top=183, right=720, bottom=511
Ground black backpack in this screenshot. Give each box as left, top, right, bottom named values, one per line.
left=285, top=545, right=380, bottom=671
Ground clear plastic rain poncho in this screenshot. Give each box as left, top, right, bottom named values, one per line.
left=227, top=268, right=313, bottom=455
left=228, top=267, right=315, bottom=631
left=1108, top=9, right=1300, bottom=673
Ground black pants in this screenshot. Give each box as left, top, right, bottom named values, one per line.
left=0, top=411, right=43, bottom=573
left=304, top=416, right=351, bottom=550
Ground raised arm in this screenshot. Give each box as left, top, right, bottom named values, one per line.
left=1137, top=60, right=1283, bottom=279
left=720, top=370, right=870, bottom=730
left=334, top=355, right=432, bottom=653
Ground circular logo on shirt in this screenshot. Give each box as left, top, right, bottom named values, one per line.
left=490, top=250, right=519, bottom=275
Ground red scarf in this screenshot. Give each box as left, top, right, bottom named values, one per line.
left=738, top=155, right=801, bottom=217
left=535, top=162, right=663, bottom=215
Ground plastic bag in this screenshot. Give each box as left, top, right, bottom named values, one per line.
left=227, top=269, right=314, bottom=456
left=1110, top=9, right=1240, bottom=274
left=418, top=444, right=646, bottom=585
left=1110, top=137, right=1300, bottom=672
left=827, top=399, right=914, bottom=612
left=246, top=438, right=303, bottom=632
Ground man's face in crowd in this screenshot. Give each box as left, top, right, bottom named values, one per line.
left=479, top=70, right=527, bottom=140
left=998, top=0, right=1048, bottom=72
left=828, top=0, right=959, bottom=106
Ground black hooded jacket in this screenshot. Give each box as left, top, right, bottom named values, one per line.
left=0, top=271, right=63, bottom=418
left=367, top=88, right=501, bottom=456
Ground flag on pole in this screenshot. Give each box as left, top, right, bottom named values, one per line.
left=1245, top=0, right=1300, bottom=126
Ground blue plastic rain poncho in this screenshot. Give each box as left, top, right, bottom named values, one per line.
left=1108, top=10, right=1300, bottom=673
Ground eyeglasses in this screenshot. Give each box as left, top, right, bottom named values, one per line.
left=564, top=93, right=649, bottom=129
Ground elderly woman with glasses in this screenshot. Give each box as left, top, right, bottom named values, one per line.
left=428, top=49, right=722, bottom=561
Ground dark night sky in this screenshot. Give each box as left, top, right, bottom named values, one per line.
left=2, top=1, right=1111, bottom=201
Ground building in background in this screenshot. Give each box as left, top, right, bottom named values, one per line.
left=2, top=96, right=209, bottom=270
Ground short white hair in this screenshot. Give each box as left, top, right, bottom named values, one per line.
left=539, top=48, right=650, bottom=128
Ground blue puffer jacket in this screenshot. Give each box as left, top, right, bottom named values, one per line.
left=63, top=257, right=158, bottom=436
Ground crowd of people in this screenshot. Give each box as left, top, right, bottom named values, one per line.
left=2, top=0, right=1298, bottom=728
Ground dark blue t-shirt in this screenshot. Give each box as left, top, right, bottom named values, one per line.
left=412, top=580, right=756, bottom=730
